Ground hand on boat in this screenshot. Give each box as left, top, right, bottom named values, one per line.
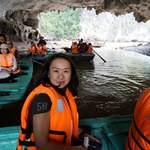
left=82, top=135, right=102, bottom=150
left=85, top=134, right=100, bottom=143
left=1, top=67, right=12, bottom=73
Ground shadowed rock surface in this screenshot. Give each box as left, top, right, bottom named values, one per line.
left=0, top=0, right=150, bottom=42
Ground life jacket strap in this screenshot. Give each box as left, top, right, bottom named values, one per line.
left=19, top=139, right=35, bottom=147
left=49, top=130, right=67, bottom=144
left=133, top=117, right=150, bottom=144
left=20, top=127, right=67, bottom=144
left=130, top=127, right=144, bottom=150
left=127, top=136, right=132, bottom=150
left=21, top=126, right=33, bottom=134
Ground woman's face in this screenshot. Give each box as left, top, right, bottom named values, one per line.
left=1, top=48, right=8, bottom=55
left=49, top=58, right=71, bottom=89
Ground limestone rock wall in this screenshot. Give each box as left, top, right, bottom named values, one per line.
left=0, top=0, right=149, bottom=42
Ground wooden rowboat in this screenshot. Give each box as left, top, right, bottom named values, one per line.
left=30, top=52, right=95, bottom=63
left=20, top=50, right=57, bottom=63
left=0, top=58, right=33, bottom=109
left=0, top=115, right=132, bottom=149
left=28, top=55, right=49, bottom=62
left=61, top=47, right=95, bottom=62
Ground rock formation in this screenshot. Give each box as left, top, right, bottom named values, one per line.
left=0, top=0, right=149, bottom=42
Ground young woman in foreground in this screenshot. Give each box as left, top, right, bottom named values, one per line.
left=17, top=53, right=99, bottom=150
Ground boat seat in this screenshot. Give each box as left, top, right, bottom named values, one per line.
left=0, top=75, right=32, bottom=89
left=102, top=121, right=131, bottom=150
left=0, top=87, right=19, bottom=91
left=0, top=84, right=26, bottom=90
left=102, top=121, right=131, bottom=136
left=107, top=134, right=127, bottom=150
left=0, top=89, right=25, bottom=105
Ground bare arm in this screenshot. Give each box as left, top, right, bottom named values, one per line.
left=33, top=112, right=64, bottom=150
left=33, top=112, right=87, bottom=150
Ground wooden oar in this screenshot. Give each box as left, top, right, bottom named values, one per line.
left=93, top=49, right=106, bottom=63
left=31, top=59, right=44, bottom=66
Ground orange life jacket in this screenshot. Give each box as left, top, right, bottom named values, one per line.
left=29, top=46, right=37, bottom=55
left=86, top=45, right=93, bottom=54
left=36, top=45, right=46, bottom=55
left=36, top=46, right=42, bottom=54
left=10, top=47, right=20, bottom=67
left=126, top=87, right=150, bottom=150
left=0, top=53, right=20, bottom=74
left=41, top=45, right=47, bottom=55
left=10, top=47, right=17, bottom=54
left=16, top=84, right=79, bottom=150
left=0, top=53, right=14, bottom=68
left=71, top=44, right=78, bottom=53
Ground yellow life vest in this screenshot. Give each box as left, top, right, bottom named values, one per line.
left=126, top=87, right=150, bottom=150
left=16, top=84, right=79, bottom=150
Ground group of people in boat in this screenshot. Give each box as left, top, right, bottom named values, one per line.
left=0, top=34, right=100, bottom=150
left=28, top=36, right=47, bottom=57
left=70, top=38, right=93, bottom=54
left=0, top=34, right=48, bottom=82
left=0, top=33, right=21, bottom=82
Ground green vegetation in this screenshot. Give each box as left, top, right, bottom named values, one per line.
left=39, top=8, right=82, bottom=39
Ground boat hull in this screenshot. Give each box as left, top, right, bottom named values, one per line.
left=20, top=50, right=57, bottom=63
left=0, top=58, right=33, bottom=109
left=67, top=53, right=95, bottom=62
left=0, top=115, right=132, bottom=149
left=79, top=115, right=132, bottom=150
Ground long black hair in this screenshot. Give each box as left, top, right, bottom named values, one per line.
left=36, top=53, right=79, bottom=96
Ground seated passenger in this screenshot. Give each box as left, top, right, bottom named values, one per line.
left=36, top=43, right=47, bottom=56
left=0, top=43, right=19, bottom=82
left=77, top=39, right=85, bottom=53
left=28, top=41, right=37, bottom=56
left=126, top=87, right=150, bottom=149
left=36, top=43, right=43, bottom=56
left=71, top=42, right=78, bottom=54
left=7, top=42, right=21, bottom=71
left=41, top=43, right=47, bottom=55
left=86, top=43, right=93, bottom=54
left=0, top=33, right=6, bottom=45
left=38, top=36, right=47, bottom=45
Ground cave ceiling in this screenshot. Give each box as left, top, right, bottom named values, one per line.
left=0, top=0, right=149, bottom=42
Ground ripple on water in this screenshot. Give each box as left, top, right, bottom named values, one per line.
left=76, top=44, right=150, bottom=118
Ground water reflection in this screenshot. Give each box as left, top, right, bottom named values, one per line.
left=76, top=46, right=150, bottom=119
left=75, top=61, right=95, bottom=70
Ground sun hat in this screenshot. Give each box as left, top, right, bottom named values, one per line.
left=0, top=43, right=8, bottom=49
